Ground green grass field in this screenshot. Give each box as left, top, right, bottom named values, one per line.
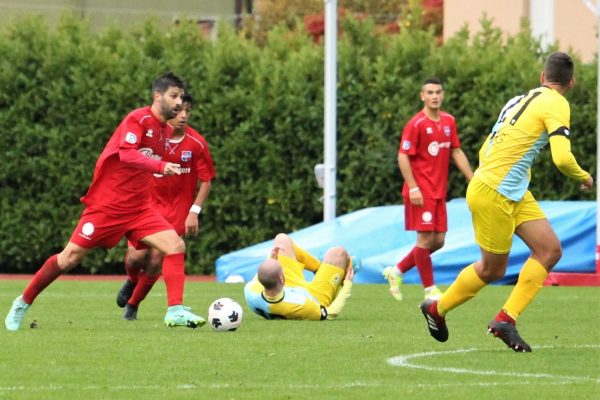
left=0, top=279, right=598, bottom=400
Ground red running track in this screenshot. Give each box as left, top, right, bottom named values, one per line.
left=0, top=274, right=215, bottom=282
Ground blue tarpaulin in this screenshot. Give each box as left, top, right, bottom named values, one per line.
left=215, top=200, right=596, bottom=285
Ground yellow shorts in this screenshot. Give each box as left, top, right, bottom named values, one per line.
left=466, top=177, right=546, bottom=254
left=279, top=255, right=345, bottom=307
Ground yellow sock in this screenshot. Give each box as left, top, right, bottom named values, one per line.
left=293, top=243, right=321, bottom=272
left=502, top=258, right=548, bottom=320
left=438, top=264, right=486, bottom=316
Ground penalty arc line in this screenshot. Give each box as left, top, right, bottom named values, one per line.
left=387, top=344, right=600, bottom=383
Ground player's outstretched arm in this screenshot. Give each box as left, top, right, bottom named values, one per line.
left=580, top=175, right=594, bottom=191
left=163, top=162, right=181, bottom=176
left=548, top=133, right=591, bottom=184
left=325, top=268, right=354, bottom=320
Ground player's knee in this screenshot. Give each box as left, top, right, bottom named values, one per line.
left=431, top=240, right=444, bottom=253
left=542, top=245, right=562, bottom=269
left=127, top=252, right=146, bottom=269
left=145, top=261, right=162, bottom=277
left=57, top=250, right=84, bottom=271
left=273, top=233, right=292, bottom=247
left=145, top=251, right=164, bottom=276
left=478, top=268, right=504, bottom=282
left=417, top=233, right=438, bottom=250
left=322, top=246, right=349, bottom=267
left=171, top=238, right=186, bottom=254
left=476, top=259, right=508, bottom=282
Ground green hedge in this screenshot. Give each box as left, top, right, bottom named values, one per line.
left=0, top=13, right=596, bottom=274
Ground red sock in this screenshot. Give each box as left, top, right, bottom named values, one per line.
left=124, top=253, right=141, bottom=284
left=428, top=300, right=441, bottom=318
left=414, top=246, right=434, bottom=288
left=396, top=247, right=416, bottom=273
left=495, top=310, right=516, bottom=325
left=162, top=253, right=185, bottom=306
left=23, top=254, right=62, bottom=304
left=128, top=273, right=160, bottom=307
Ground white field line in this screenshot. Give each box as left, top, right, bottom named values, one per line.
left=388, top=344, right=600, bottom=384
left=0, top=379, right=596, bottom=393
left=1, top=346, right=598, bottom=393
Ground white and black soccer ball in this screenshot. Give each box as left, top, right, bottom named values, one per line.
left=208, top=298, right=243, bottom=332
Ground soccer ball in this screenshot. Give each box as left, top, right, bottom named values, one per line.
left=208, top=298, right=243, bottom=332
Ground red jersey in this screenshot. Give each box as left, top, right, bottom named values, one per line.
left=81, top=107, right=171, bottom=215
left=398, top=110, right=461, bottom=199
left=151, top=126, right=215, bottom=235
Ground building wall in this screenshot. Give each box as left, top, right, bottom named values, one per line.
left=444, top=0, right=527, bottom=39
left=444, top=0, right=597, bottom=62
left=554, top=0, right=597, bottom=62
left=0, top=0, right=236, bottom=31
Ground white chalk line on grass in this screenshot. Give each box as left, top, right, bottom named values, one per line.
left=388, top=344, right=600, bottom=384
left=0, top=379, right=596, bottom=393
left=1, top=346, right=598, bottom=393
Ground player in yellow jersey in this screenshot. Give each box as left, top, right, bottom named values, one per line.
left=419, top=52, right=594, bottom=352
left=244, top=233, right=355, bottom=320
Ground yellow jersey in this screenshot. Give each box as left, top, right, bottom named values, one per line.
left=244, top=279, right=327, bottom=320
left=476, top=86, right=589, bottom=201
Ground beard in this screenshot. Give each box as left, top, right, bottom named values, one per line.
left=160, top=98, right=180, bottom=120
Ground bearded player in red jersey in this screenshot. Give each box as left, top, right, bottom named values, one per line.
left=5, top=72, right=206, bottom=331
left=116, top=93, right=216, bottom=321
left=383, top=78, right=473, bottom=301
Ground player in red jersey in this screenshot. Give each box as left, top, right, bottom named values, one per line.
left=5, top=72, right=206, bottom=331
left=383, top=78, right=473, bottom=301
left=116, top=93, right=216, bottom=320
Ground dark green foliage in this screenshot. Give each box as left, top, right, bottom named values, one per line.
left=0, top=13, right=596, bottom=274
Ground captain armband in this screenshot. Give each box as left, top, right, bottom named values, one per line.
left=548, top=126, right=571, bottom=139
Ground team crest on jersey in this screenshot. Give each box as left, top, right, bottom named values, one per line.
left=426, top=127, right=433, bottom=134
left=402, top=140, right=411, bottom=150
left=181, top=151, right=192, bottom=162
left=125, top=132, right=137, bottom=144
left=444, top=126, right=451, bottom=136
left=146, top=129, right=153, bottom=137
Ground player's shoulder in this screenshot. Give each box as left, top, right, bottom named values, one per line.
left=405, top=111, right=427, bottom=128
left=244, top=277, right=262, bottom=295
left=184, top=126, right=210, bottom=149
left=536, top=87, right=569, bottom=113
left=127, top=106, right=152, bottom=119
left=440, top=111, right=456, bottom=122
left=543, top=86, right=569, bottom=104
left=126, top=106, right=158, bottom=126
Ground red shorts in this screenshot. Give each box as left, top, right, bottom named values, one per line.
left=403, top=197, right=447, bottom=232
left=69, top=207, right=174, bottom=250
left=155, top=203, right=185, bottom=237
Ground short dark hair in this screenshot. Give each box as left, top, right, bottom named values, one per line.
left=544, top=52, right=574, bottom=86
left=152, top=72, right=185, bottom=94
left=423, top=77, right=443, bottom=86
left=258, top=271, right=278, bottom=290
left=182, top=93, right=193, bottom=105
